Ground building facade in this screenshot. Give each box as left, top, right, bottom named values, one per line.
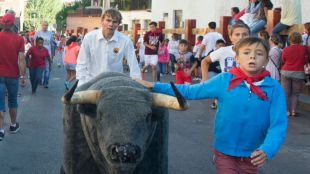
left=0, top=0, right=27, bottom=31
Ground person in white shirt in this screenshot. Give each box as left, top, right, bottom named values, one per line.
left=168, top=33, right=179, bottom=75
left=272, top=0, right=301, bottom=37
left=34, top=21, right=54, bottom=88
left=196, top=22, right=224, bottom=59
left=76, top=8, right=141, bottom=85
left=201, top=23, right=250, bottom=81
left=136, top=35, right=145, bottom=68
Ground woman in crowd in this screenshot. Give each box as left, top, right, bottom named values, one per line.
left=281, top=32, right=309, bottom=116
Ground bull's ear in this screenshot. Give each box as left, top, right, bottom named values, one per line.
left=77, top=104, right=97, bottom=118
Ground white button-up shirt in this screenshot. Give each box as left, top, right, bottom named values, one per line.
left=76, top=29, right=141, bottom=85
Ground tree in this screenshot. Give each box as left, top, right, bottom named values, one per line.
left=24, top=0, right=63, bottom=31
left=55, top=0, right=91, bottom=32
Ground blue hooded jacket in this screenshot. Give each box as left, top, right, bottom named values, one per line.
left=152, top=72, right=287, bottom=160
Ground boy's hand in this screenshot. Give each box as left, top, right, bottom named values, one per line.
left=133, top=78, right=154, bottom=89
left=20, top=77, right=27, bottom=87
left=251, top=150, right=267, bottom=168
left=174, top=64, right=179, bottom=71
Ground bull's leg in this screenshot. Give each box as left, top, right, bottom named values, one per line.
left=62, top=104, right=101, bottom=174
left=134, top=108, right=169, bottom=174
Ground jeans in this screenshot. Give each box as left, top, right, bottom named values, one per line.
left=0, top=77, right=19, bottom=111
left=30, top=68, right=44, bottom=93
left=43, top=59, right=50, bottom=86
left=170, top=54, right=176, bottom=73
left=157, top=63, right=167, bottom=81
left=250, top=20, right=266, bottom=36
left=281, top=76, right=303, bottom=112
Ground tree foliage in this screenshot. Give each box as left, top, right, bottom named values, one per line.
left=55, top=0, right=91, bottom=32
left=24, top=0, right=63, bottom=31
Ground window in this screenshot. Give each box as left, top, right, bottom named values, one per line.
left=174, top=10, right=183, bottom=28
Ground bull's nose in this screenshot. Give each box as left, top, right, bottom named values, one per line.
left=108, top=143, right=141, bottom=163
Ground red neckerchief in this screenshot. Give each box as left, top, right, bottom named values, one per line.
left=195, top=41, right=202, bottom=46
left=228, top=67, right=270, bottom=100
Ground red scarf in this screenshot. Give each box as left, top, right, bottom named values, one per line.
left=195, top=40, right=202, bottom=46
left=228, top=67, right=270, bottom=100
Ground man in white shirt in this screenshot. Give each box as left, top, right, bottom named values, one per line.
left=272, top=0, right=301, bottom=36
left=76, top=9, right=141, bottom=85
left=196, top=22, right=224, bottom=59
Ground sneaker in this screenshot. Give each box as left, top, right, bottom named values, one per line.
left=10, top=123, right=20, bottom=133
left=171, top=72, right=176, bottom=76
left=44, top=85, right=48, bottom=89
left=0, top=131, right=4, bottom=141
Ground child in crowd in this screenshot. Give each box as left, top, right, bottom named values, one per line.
left=174, top=39, right=195, bottom=84
left=26, top=37, right=52, bottom=94
left=135, top=37, right=287, bottom=174
left=64, top=36, right=80, bottom=90
left=136, top=35, right=145, bottom=68
left=229, top=7, right=240, bottom=26
left=266, top=35, right=282, bottom=81
left=258, top=30, right=270, bottom=48
left=56, top=35, right=66, bottom=67
left=192, top=35, right=204, bottom=80
left=302, top=22, right=310, bottom=46
left=157, top=39, right=169, bottom=81
left=201, top=23, right=250, bottom=81
left=168, top=33, right=180, bottom=75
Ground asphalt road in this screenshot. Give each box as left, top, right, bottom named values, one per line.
left=0, top=66, right=309, bottom=174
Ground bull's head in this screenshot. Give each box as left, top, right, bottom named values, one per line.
left=62, top=79, right=189, bottom=173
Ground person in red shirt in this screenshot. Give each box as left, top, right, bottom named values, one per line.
left=26, top=37, right=52, bottom=94
left=141, top=22, right=164, bottom=81
left=0, top=13, right=26, bottom=140
left=281, top=32, right=309, bottom=116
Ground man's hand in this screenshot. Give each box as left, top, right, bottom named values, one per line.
left=251, top=150, right=267, bottom=168
left=133, top=78, right=154, bottom=89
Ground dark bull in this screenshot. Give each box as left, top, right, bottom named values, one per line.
left=60, top=72, right=189, bottom=174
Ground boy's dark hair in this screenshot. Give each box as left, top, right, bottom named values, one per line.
left=216, top=39, right=226, bottom=45
left=289, top=32, right=302, bottom=44
left=179, top=39, right=188, bottom=45
left=66, top=35, right=78, bottom=46
left=231, top=7, right=240, bottom=14
left=269, top=35, right=280, bottom=45
left=36, top=37, right=44, bottom=43
left=258, top=30, right=270, bottom=40
left=197, top=35, right=203, bottom=41
left=235, top=37, right=270, bottom=57
left=229, top=22, right=250, bottom=36
left=149, top=21, right=157, bottom=27
left=208, top=22, right=216, bottom=29
left=101, top=8, right=122, bottom=24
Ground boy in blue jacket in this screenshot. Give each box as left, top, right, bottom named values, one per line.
left=135, top=37, right=287, bottom=174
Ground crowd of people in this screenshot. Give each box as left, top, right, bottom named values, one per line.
left=0, top=0, right=309, bottom=173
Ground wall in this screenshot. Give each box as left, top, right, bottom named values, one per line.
left=120, top=10, right=152, bottom=30
left=151, top=0, right=309, bottom=29
left=66, top=16, right=101, bottom=33
left=0, top=0, right=26, bottom=31
left=151, top=0, right=247, bottom=29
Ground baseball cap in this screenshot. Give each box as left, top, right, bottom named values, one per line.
left=1, top=13, right=15, bottom=27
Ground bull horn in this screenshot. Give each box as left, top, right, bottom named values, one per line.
left=151, top=82, right=189, bottom=111
left=69, top=90, right=101, bottom=104
left=62, top=80, right=79, bottom=104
